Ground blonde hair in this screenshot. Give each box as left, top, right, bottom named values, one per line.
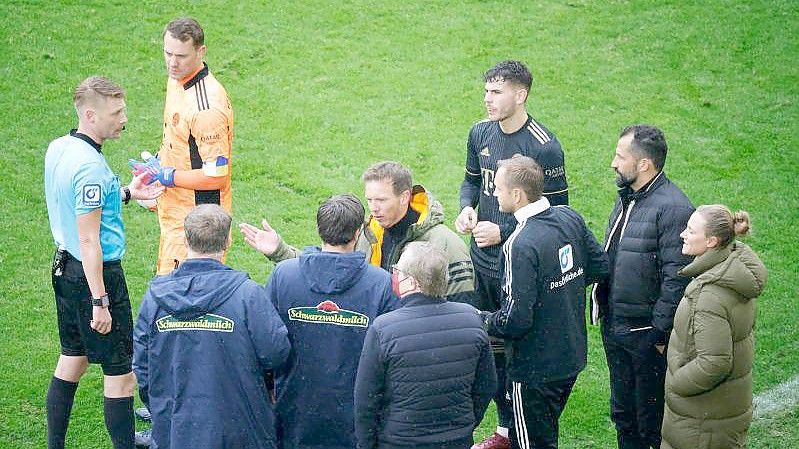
left=696, top=204, right=751, bottom=248
left=361, top=161, right=413, bottom=195
left=73, top=76, right=125, bottom=112
left=497, top=154, right=543, bottom=202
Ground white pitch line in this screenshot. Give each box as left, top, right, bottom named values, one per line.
left=753, top=374, right=799, bottom=420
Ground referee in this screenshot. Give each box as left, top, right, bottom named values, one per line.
left=456, top=60, right=569, bottom=449
left=44, top=76, right=163, bottom=449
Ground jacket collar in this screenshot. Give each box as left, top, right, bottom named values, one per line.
left=513, top=197, right=550, bottom=223
left=401, top=292, right=446, bottom=306
left=174, top=257, right=232, bottom=274
left=619, top=171, right=666, bottom=201
left=679, top=244, right=731, bottom=278
left=386, top=204, right=420, bottom=239
left=407, top=185, right=432, bottom=226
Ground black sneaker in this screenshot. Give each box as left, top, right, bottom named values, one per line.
left=134, top=429, right=152, bottom=448
left=134, top=407, right=151, bottom=422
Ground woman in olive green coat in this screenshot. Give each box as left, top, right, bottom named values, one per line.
left=661, top=205, right=767, bottom=449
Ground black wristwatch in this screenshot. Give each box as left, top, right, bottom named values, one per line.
left=91, top=294, right=110, bottom=308
left=122, top=187, right=131, bottom=205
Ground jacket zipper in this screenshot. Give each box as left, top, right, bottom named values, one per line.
left=591, top=199, right=635, bottom=324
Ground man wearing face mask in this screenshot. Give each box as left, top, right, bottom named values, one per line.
left=591, top=125, right=694, bottom=449
left=355, top=242, right=496, bottom=449
left=265, top=194, right=398, bottom=449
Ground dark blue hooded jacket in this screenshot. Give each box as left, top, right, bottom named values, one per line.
left=266, top=247, right=399, bottom=449
left=133, top=258, right=290, bottom=449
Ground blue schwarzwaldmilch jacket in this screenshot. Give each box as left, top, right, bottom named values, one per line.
left=133, top=258, right=290, bottom=449
left=266, top=247, right=399, bottom=449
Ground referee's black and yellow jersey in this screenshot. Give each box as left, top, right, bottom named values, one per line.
left=459, top=115, right=568, bottom=276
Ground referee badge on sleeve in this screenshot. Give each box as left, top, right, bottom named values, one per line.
left=82, top=184, right=101, bottom=207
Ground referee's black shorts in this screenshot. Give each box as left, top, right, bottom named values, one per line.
left=51, top=249, right=133, bottom=376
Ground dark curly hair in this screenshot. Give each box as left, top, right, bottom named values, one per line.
left=484, top=60, right=533, bottom=91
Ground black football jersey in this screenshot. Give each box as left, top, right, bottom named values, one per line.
left=460, top=115, right=569, bottom=275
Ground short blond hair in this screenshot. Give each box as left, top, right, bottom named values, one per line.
left=73, top=76, right=125, bottom=112
left=361, top=161, right=413, bottom=195
left=497, top=155, right=543, bottom=202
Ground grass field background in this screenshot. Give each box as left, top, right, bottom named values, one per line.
left=1, top=0, right=797, bottom=447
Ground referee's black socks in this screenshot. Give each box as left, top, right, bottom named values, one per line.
left=46, top=376, right=78, bottom=449
left=104, top=396, right=134, bottom=449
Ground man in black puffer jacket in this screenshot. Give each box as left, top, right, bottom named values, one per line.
left=354, top=242, right=496, bottom=449
left=590, top=125, right=694, bottom=449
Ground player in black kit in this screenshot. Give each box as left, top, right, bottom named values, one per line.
left=456, top=60, right=568, bottom=449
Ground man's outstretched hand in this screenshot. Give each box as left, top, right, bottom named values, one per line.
left=239, top=219, right=280, bottom=256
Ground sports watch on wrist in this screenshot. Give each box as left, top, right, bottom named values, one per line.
left=91, top=294, right=110, bottom=308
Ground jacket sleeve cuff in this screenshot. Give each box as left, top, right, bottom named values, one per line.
left=267, top=239, right=301, bottom=263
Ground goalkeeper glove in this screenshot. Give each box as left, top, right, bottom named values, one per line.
left=128, top=152, right=176, bottom=187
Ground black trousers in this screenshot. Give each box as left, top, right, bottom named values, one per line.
left=601, top=323, right=666, bottom=449
left=475, top=270, right=513, bottom=428
left=509, top=377, right=576, bottom=449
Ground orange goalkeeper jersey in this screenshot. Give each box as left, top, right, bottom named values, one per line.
left=156, top=63, right=233, bottom=275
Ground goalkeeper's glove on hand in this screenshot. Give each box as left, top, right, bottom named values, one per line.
left=128, top=152, right=176, bottom=187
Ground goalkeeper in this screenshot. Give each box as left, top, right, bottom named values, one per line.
left=131, top=16, right=234, bottom=276
left=129, top=17, right=235, bottom=448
